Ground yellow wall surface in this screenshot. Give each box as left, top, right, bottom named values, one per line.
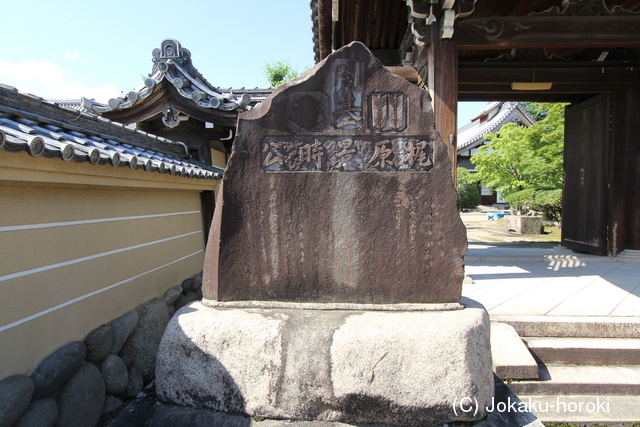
left=210, top=148, right=227, bottom=169
left=0, top=150, right=211, bottom=378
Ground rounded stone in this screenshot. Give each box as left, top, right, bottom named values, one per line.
left=103, top=395, right=124, bottom=415
left=110, top=311, right=139, bottom=355
left=191, top=273, right=202, bottom=289
left=31, top=342, right=86, bottom=399
left=181, top=277, right=196, bottom=294
left=15, top=398, right=58, bottom=427
left=162, top=285, right=182, bottom=306
left=84, top=324, right=113, bottom=363
left=126, top=366, right=143, bottom=397
left=56, top=362, right=105, bottom=427
left=174, top=291, right=199, bottom=311
left=0, top=375, right=34, bottom=427
left=119, top=298, right=170, bottom=382
left=100, top=354, right=128, bottom=395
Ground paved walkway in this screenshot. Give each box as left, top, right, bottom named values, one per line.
left=462, top=243, right=640, bottom=317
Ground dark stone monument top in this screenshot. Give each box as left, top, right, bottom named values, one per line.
left=203, top=42, right=467, bottom=304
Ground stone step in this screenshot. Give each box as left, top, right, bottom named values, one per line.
left=490, top=323, right=539, bottom=380
left=490, top=315, right=640, bottom=338
left=617, top=249, right=640, bottom=265
left=507, top=364, right=640, bottom=396
left=524, top=336, right=640, bottom=365
left=516, top=395, right=640, bottom=425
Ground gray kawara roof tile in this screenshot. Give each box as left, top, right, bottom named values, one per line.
left=0, top=85, right=223, bottom=180
left=82, top=39, right=272, bottom=115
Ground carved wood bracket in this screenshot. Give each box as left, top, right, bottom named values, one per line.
left=457, top=14, right=640, bottom=48
left=530, top=0, right=640, bottom=17
left=485, top=48, right=572, bottom=63
left=406, top=0, right=477, bottom=43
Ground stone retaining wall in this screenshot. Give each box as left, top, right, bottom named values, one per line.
left=0, top=273, right=203, bottom=427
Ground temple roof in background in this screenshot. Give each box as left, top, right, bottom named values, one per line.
left=0, top=84, right=223, bottom=179
left=82, top=39, right=272, bottom=128
left=457, top=102, right=534, bottom=152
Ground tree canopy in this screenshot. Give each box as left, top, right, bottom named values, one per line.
left=470, top=102, right=566, bottom=197
left=264, top=61, right=298, bottom=88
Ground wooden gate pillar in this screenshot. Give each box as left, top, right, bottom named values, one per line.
left=611, top=84, right=640, bottom=253
left=414, top=20, right=458, bottom=181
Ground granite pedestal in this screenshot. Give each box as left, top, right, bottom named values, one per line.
left=156, top=301, right=493, bottom=426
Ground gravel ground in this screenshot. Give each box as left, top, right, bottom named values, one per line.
left=460, top=210, right=561, bottom=244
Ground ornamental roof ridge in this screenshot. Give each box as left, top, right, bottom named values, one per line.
left=82, top=39, right=253, bottom=116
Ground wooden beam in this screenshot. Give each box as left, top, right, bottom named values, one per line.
left=457, top=16, right=640, bottom=49
left=425, top=20, right=458, bottom=180
left=459, top=67, right=639, bottom=84
left=459, top=82, right=630, bottom=94
left=458, top=91, right=598, bottom=102
left=317, top=0, right=333, bottom=61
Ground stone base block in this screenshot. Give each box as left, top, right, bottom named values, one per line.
left=156, top=301, right=494, bottom=427
left=505, top=216, right=543, bottom=235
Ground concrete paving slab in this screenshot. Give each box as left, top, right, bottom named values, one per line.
left=516, top=395, right=640, bottom=424
left=546, top=279, right=640, bottom=316
left=610, top=290, right=640, bottom=316
left=463, top=257, right=640, bottom=318
left=507, top=364, right=640, bottom=395
left=464, top=279, right=553, bottom=312
left=524, top=337, right=640, bottom=365
left=479, top=277, right=597, bottom=315
left=491, top=323, right=539, bottom=380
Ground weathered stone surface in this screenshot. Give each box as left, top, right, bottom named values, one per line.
left=112, top=376, right=542, bottom=427
left=181, top=277, right=196, bottom=293
left=157, top=302, right=493, bottom=426
left=174, top=291, right=199, bottom=310
left=100, top=354, right=129, bottom=395
left=31, top=342, right=86, bottom=399
left=192, top=273, right=202, bottom=290
left=204, top=42, right=466, bottom=304
left=56, top=362, right=105, bottom=427
left=0, top=375, right=33, bottom=427
left=15, top=398, right=58, bottom=427
left=110, top=310, right=139, bottom=355
left=162, top=285, right=182, bottom=306
left=505, top=215, right=543, bottom=235
left=119, top=298, right=170, bottom=382
left=84, top=324, right=113, bottom=363
left=126, top=366, right=143, bottom=397
left=103, top=395, right=124, bottom=415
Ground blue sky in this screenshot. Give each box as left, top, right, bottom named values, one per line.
left=0, top=0, right=485, bottom=127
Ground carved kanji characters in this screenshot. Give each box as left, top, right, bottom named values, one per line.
left=334, top=139, right=357, bottom=170
left=333, top=62, right=363, bottom=129
left=404, top=139, right=432, bottom=169
left=369, top=139, right=394, bottom=169
left=299, top=139, right=325, bottom=170
left=263, top=141, right=285, bottom=169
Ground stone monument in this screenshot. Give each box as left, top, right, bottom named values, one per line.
left=156, top=42, right=493, bottom=426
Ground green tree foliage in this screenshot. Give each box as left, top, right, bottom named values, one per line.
left=522, top=102, right=551, bottom=122
left=470, top=103, right=566, bottom=198
left=505, top=188, right=562, bottom=221
left=456, top=167, right=481, bottom=210
left=264, top=61, right=298, bottom=88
